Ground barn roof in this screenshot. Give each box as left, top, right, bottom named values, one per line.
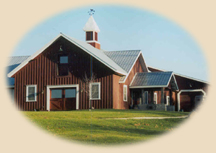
left=104, top=50, right=141, bottom=72
left=7, top=50, right=143, bottom=86
left=130, top=72, right=178, bottom=90
left=7, top=33, right=129, bottom=78
left=7, top=56, right=30, bottom=87
left=104, top=50, right=148, bottom=82
left=147, top=66, right=208, bottom=84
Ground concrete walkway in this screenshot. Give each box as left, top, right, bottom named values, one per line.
left=106, top=116, right=188, bottom=120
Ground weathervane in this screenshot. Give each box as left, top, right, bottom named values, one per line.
left=88, top=9, right=95, bottom=15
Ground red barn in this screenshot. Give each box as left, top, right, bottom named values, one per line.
left=7, top=15, right=208, bottom=112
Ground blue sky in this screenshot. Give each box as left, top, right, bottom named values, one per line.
left=11, top=5, right=208, bottom=81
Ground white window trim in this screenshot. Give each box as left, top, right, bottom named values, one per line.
left=90, top=82, right=101, bottom=100
left=123, top=85, right=127, bottom=102
left=26, top=85, right=37, bottom=102
left=154, top=92, right=157, bottom=104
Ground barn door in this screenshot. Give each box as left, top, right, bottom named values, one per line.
left=50, top=88, right=76, bottom=111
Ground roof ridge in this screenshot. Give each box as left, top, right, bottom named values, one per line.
left=137, top=71, right=173, bottom=74
left=105, top=50, right=141, bottom=52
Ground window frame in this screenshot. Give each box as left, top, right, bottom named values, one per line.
left=90, top=82, right=101, bottom=100
left=57, top=54, right=69, bottom=76
left=26, top=85, right=37, bottom=102
left=123, top=85, right=127, bottom=102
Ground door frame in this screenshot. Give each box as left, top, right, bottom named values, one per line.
left=177, top=89, right=206, bottom=111
left=46, top=84, right=79, bottom=111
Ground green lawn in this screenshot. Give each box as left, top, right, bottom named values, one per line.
left=23, top=109, right=189, bottom=145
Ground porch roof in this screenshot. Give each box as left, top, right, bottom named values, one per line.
left=130, top=72, right=178, bottom=90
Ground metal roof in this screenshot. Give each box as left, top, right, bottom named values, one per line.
left=147, top=66, right=208, bottom=84
left=130, top=72, right=173, bottom=88
left=7, top=56, right=30, bottom=87
left=104, top=50, right=141, bottom=72
left=7, top=56, right=30, bottom=66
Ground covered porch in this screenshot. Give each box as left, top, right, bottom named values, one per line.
left=129, top=72, right=179, bottom=111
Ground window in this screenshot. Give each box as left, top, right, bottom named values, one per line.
left=51, top=89, right=62, bottom=98
left=60, top=56, right=68, bottom=64
left=86, top=32, right=93, bottom=41
left=26, top=85, right=37, bottom=102
left=123, top=85, right=127, bottom=101
left=154, top=92, right=157, bottom=104
left=65, top=89, right=76, bottom=98
left=90, top=82, right=100, bottom=100
left=58, top=55, right=69, bottom=76
left=166, top=96, right=170, bottom=105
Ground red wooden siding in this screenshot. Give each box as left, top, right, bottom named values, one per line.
left=13, top=36, right=114, bottom=111
left=113, top=55, right=147, bottom=109
left=174, top=75, right=208, bottom=91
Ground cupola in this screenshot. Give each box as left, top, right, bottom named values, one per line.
left=83, top=11, right=100, bottom=49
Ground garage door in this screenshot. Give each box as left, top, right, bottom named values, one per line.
left=50, top=88, right=76, bottom=111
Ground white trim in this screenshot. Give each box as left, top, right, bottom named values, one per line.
left=172, top=74, right=179, bottom=90
left=147, top=66, right=167, bottom=72
left=123, top=85, right=127, bottom=102
left=177, top=89, right=206, bottom=111
left=129, top=85, right=168, bottom=89
left=166, top=73, right=179, bottom=91
left=90, top=82, right=101, bottom=100
left=86, top=40, right=100, bottom=44
left=46, top=84, right=79, bottom=111
left=154, top=92, right=157, bottom=104
left=8, top=33, right=127, bottom=77
left=119, top=51, right=142, bottom=83
left=129, top=73, right=138, bottom=86
left=26, top=85, right=37, bottom=102
left=147, top=66, right=208, bottom=84
left=166, top=72, right=174, bottom=86
left=166, top=96, right=170, bottom=105
left=174, top=73, right=208, bottom=84
left=139, top=53, right=150, bottom=73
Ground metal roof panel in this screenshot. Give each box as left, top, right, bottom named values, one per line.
left=130, top=72, right=173, bottom=87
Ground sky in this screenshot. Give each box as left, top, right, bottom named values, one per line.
left=11, top=5, right=208, bottom=81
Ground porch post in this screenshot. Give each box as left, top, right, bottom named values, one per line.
left=150, top=90, right=154, bottom=104
left=169, top=90, right=173, bottom=105
left=131, top=90, right=133, bottom=106
left=161, top=87, right=164, bottom=104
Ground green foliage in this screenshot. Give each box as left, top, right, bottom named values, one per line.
left=23, top=110, right=188, bottom=145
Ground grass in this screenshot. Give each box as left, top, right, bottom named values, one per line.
left=23, top=109, right=189, bottom=145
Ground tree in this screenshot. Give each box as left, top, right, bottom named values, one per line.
left=81, top=73, right=97, bottom=110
